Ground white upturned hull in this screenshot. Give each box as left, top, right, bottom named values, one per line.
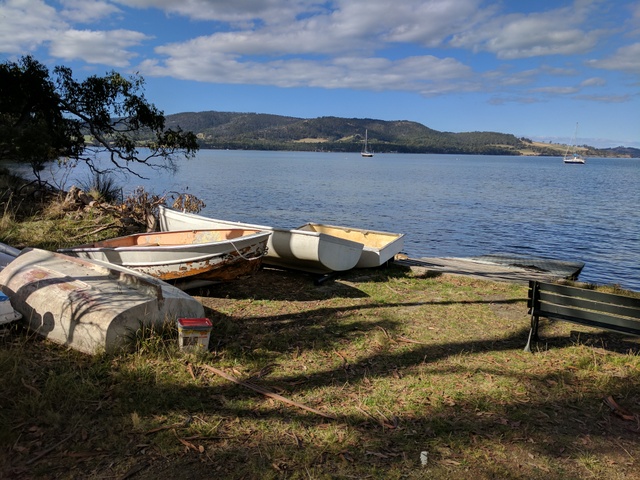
left=157, top=206, right=364, bottom=274
left=0, top=249, right=204, bottom=354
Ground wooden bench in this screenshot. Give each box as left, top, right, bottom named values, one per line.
left=525, top=280, right=640, bottom=352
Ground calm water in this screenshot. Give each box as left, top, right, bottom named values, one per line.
left=8, top=151, right=640, bottom=291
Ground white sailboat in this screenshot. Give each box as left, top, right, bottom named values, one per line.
left=563, top=123, right=586, bottom=164
left=361, top=129, right=373, bottom=157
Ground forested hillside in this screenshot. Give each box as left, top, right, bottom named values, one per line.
left=164, top=112, right=524, bottom=155
left=162, top=111, right=640, bottom=157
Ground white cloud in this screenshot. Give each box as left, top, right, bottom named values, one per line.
left=580, top=77, right=606, bottom=87
left=450, top=2, right=602, bottom=59
left=130, top=0, right=489, bottom=59
left=0, top=0, right=136, bottom=66
left=380, top=0, right=491, bottom=46
left=60, top=0, right=122, bottom=23
left=1, top=0, right=637, bottom=105
left=530, top=86, right=580, bottom=95
left=0, top=0, right=63, bottom=53
left=130, top=0, right=492, bottom=96
left=50, top=29, right=150, bottom=67
left=114, top=0, right=318, bottom=25
left=588, top=43, right=640, bottom=74
left=140, top=51, right=475, bottom=96
left=575, top=93, right=632, bottom=103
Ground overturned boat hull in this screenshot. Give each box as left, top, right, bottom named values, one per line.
left=0, top=249, right=204, bottom=354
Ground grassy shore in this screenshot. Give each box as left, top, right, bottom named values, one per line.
left=1, top=188, right=640, bottom=479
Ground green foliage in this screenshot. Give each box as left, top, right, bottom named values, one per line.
left=77, top=172, right=122, bottom=203
left=1, top=56, right=199, bottom=181
left=53, top=64, right=199, bottom=177
left=0, top=56, right=84, bottom=180
left=164, top=111, right=527, bottom=154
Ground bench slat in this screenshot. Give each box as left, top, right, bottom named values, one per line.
left=525, top=280, right=640, bottom=351
left=536, top=283, right=640, bottom=309
left=533, top=304, right=640, bottom=336
left=538, top=290, right=640, bottom=318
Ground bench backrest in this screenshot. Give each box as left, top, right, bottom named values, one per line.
left=528, top=280, right=640, bottom=336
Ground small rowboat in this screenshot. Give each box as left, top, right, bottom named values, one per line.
left=58, top=228, right=270, bottom=286
left=296, top=223, right=404, bottom=268
left=157, top=206, right=364, bottom=274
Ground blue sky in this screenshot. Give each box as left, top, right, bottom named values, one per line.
left=1, top=0, right=639, bottom=148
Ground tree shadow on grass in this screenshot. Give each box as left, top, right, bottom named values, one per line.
left=187, top=262, right=443, bottom=302
left=5, top=322, right=640, bottom=479
left=188, top=266, right=372, bottom=301
left=4, top=271, right=640, bottom=479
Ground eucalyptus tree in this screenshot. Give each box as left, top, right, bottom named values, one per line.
left=0, top=56, right=198, bottom=182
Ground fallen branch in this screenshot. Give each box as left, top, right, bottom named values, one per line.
left=376, top=326, right=395, bottom=342
left=603, top=395, right=638, bottom=422
left=186, top=362, right=196, bottom=381
left=174, top=429, right=202, bottom=453
left=200, top=364, right=337, bottom=420
left=145, top=416, right=192, bottom=435
left=26, top=431, right=75, bottom=465
left=333, top=350, right=349, bottom=368
left=397, top=336, right=426, bottom=345
left=69, top=222, right=119, bottom=240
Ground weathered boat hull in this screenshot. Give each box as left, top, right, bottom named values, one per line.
left=469, top=254, right=585, bottom=280
left=157, top=206, right=364, bottom=274
left=58, top=229, right=269, bottom=283
left=0, top=242, right=21, bottom=270
left=0, top=248, right=204, bottom=354
left=296, top=223, right=405, bottom=268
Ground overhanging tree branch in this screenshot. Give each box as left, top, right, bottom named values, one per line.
left=1, top=56, right=199, bottom=181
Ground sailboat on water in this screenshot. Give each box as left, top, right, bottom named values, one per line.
left=563, top=123, right=586, bottom=164
left=361, top=129, right=373, bottom=157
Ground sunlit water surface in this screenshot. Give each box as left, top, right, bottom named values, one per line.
left=9, top=151, right=640, bottom=291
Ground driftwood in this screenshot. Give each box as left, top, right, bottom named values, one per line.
left=200, top=364, right=337, bottom=420
left=62, top=186, right=94, bottom=210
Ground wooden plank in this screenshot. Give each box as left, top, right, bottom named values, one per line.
left=538, top=290, right=640, bottom=319
left=533, top=304, right=640, bottom=335
left=398, top=258, right=571, bottom=284
left=537, top=282, right=640, bottom=309
left=528, top=280, right=640, bottom=345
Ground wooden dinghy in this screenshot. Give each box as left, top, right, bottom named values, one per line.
left=58, top=228, right=270, bottom=286
left=0, top=248, right=204, bottom=354
left=296, top=223, right=405, bottom=269
left=157, top=206, right=364, bottom=274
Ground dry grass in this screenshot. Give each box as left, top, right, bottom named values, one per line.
left=0, top=188, right=122, bottom=251
left=2, top=265, right=640, bottom=479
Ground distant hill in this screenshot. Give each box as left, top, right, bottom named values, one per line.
left=163, top=111, right=640, bottom=157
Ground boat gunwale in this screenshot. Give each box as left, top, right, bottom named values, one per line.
left=157, top=206, right=365, bottom=250
left=58, top=229, right=271, bottom=253
left=299, top=222, right=406, bottom=240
